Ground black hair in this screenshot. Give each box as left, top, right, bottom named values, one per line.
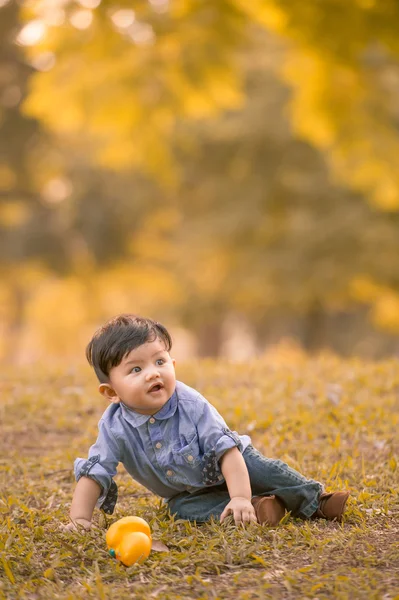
left=86, top=314, right=172, bottom=383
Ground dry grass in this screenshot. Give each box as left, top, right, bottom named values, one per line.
left=1, top=351, right=399, bottom=599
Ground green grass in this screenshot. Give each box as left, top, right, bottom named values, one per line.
left=1, top=352, right=399, bottom=599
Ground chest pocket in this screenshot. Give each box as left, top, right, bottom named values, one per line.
left=172, top=436, right=201, bottom=468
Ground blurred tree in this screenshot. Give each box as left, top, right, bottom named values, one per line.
left=2, top=0, right=399, bottom=360
left=0, top=0, right=177, bottom=359
left=20, top=0, right=247, bottom=182
left=253, top=0, right=399, bottom=210
left=169, top=33, right=399, bottom=354
left=0, top=0, right=68, bottom=355
left=20, top=0, right=399, bottom=210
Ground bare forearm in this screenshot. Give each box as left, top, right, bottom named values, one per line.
left=70, top=476, right=102, bottom=521
left=220, top=447, right=252, bottom=500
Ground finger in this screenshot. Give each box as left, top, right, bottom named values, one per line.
left=245, top=510, right=257, bottom=524
left=247, top=507, right=257, bottom=523
left=250, top=511, right=258, bottom=523
left=234, top=510, right=243, bottom=525
left=220, top=507, right=232, bottom=523
left=63, top=520, right=92, bottom=532
left=241, top=511, right=252, bottom=524
left=61, top=523, right=77, bottom=532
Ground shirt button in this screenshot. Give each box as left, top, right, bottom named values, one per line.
left=166, top=470, right=173, bottom=477
left=155, top=442, right=162, bottom=449
left=187, top=455, right=194, bottom=462
left=149, top=418, right=155, bottom=424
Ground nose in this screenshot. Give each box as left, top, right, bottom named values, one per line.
left=145, top=367, right=160, bottom=381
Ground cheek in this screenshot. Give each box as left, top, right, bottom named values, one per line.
left=166, top=368, right=176, bottom=381
left=120, top=377, right=138, bottom=392
left=128, top=377, right=141, bottom=388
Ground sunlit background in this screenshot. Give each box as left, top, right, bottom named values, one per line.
left=2, top=0, right=399, bottom=364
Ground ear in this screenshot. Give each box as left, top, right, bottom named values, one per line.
left=171, top=358, right=176, bottom=368
left=98, top=383, right=121, bottom=404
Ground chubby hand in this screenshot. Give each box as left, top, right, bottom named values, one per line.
left=220, top=497, right=257, bottom=525
left=62, top=518, right=93, bottom=532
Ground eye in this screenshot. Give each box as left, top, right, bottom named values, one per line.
left=131, top=366, right=141, bottom=373
left=156, top=359, right=164, bottom=366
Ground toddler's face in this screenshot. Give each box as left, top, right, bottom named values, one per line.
left=101, top=338, right=176, bottom=414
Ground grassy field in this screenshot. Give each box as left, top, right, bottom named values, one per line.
left=1, top=350, right=399, bottom=599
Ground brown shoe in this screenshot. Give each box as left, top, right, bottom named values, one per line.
left=314, top=491, right=350, bottom=521
left=251, top=495, right=286, bottom=526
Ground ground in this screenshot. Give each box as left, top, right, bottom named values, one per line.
left=1, top=350, right=399, bottom=599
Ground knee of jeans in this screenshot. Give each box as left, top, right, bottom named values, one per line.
left=261, top=458, right=288, bottom=471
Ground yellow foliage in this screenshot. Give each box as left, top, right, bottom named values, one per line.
left=94, top=263, right=183, bottom=316
left=371, top=293, right=399, bottom=332
left=0, top=258, right=186, bottom=362
left=144, top=207, right=183, bottom=232
left=18, top=0, right=399, bottom=205
left=21, top=0, right=246, bottom=181
left=373, top=179, right=399, bottom=211
left=25, top=276, right=90, bottom=355
left=350, top=277, right=382, bottom=302
left=0, top=163, right=16, bottom=190
left=237, top=0, right=288, bottom=30
left=0, top=202, right=30, bottom=228
left=193, top=250, right=231, bottom=297
left=254, top=2, right=399, bottom=211
left=351, top=277, right=399, bottom=332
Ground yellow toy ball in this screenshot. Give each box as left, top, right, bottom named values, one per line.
left=106, top=516, right=152, bottom=566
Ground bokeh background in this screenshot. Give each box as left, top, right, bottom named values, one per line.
left=2, top=0, right=399, bottom=364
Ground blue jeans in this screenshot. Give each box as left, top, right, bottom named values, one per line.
left=167, top=445, right=324, bottom=522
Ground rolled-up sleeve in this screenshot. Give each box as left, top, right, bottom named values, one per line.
left=196, top=397, right=244, bottom=486
left=74, top=419, right=122, bottom=514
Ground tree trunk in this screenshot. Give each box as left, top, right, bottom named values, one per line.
left=195, top=319, right=224, bottom=358
left=3, top=279, right=26, bottom=364
left=302, top=300, right=326, bottom=352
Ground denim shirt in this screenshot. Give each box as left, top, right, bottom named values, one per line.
left=74, top=380, right=251, bottom=514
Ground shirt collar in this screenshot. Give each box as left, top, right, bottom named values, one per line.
left=120, top=389, right=178, bottom=428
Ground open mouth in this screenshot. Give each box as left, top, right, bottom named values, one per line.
left=148, top=383, right=164, bottom=393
